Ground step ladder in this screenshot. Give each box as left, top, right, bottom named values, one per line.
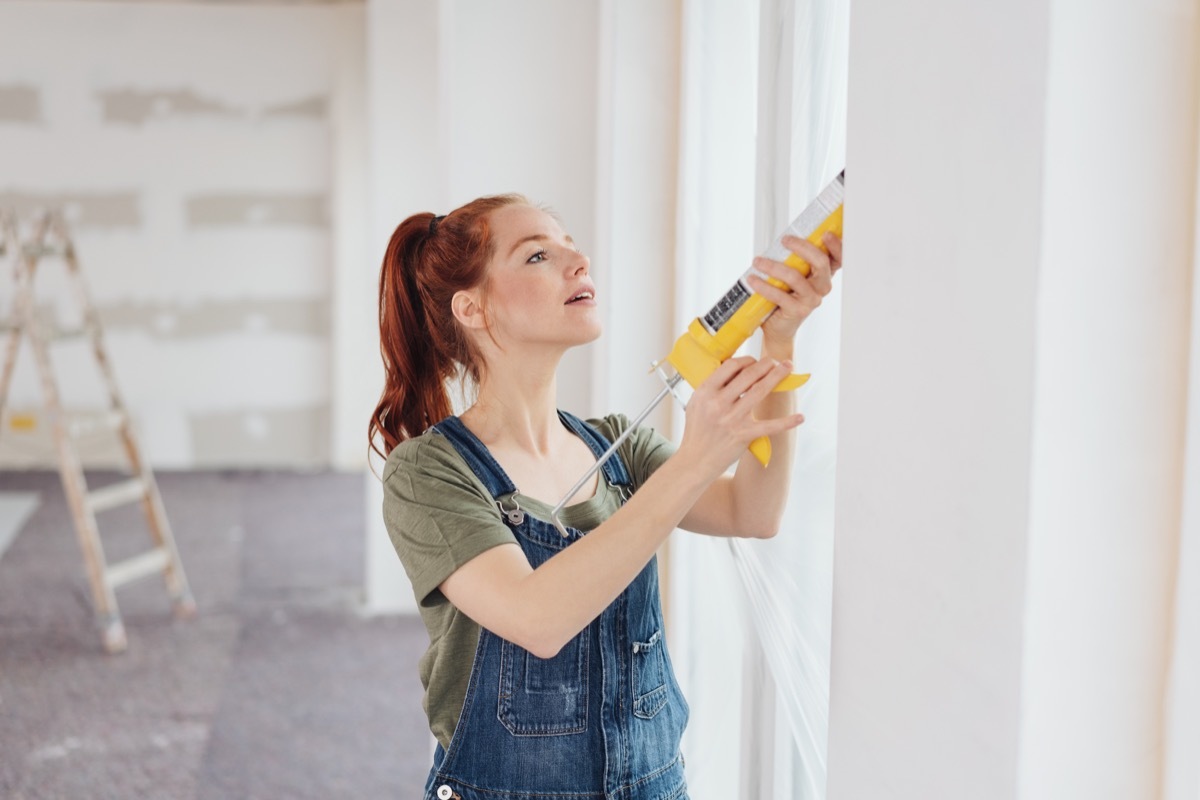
left=0, top=208, right=195, bottom=653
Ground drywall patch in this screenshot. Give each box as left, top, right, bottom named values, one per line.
left=185, top=193, right=328, bottom=228
left=98, top=88, right=243, bottom=126
left=0, top=85, right=41, bottom=123
left=0, top=191, right=140, bottom=228
left=99, top=298, right=330, bottom=339
left=264, top=95, right=329, bottom=120
left=189, top=405, right=330, bottom=467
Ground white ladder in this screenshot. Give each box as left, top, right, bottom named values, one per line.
left=0, top=209, right=195, bottom=653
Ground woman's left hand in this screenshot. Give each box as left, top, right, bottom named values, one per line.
left=747, top=231, right=843, bottom=348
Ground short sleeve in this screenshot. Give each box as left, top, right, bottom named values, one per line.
left=590, top=413, right=679, bottom=492
left=381, top=436, right=518, bottom=607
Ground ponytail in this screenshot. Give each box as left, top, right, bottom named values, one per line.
left=368, top=194, right=528, bottom=467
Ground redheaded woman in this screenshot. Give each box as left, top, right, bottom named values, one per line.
left=370, top=194, right=840, bottom=800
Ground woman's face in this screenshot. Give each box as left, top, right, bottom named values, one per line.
left=470, top=202, right=601, bottom=354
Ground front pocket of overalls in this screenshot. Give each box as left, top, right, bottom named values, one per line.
left=497, top=631, right=588, bottom=735
left=632, top=628, right=669, bottom=719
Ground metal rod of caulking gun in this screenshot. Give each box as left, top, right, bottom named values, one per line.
left=550, top=373, right=683, bottom=537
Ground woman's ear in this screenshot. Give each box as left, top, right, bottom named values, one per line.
left=451, top=289, right=488, bottom=331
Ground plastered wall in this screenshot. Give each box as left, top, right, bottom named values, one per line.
left=0, top=1, right=363, bottom=468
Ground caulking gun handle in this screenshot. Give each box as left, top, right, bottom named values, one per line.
left=771, top=372, right=810, bottom=393
left=749, top=436, right=771, bottom=467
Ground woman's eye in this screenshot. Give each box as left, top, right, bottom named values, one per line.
left=526, top=249, right=548, bottom=264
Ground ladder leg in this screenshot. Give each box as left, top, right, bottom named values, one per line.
left=18, top=249, right=128, bottom=652
left=127, top=446, right=196, bottom=618
left=57, top=458, right=127, bottom=653
left=0, top=325, right=21, bottom=409
left=0, top=227, right=23, bottom=418
left=62, top=244, right=197, bottom=619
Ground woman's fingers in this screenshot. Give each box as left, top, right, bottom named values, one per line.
left=703, top=355, right=758, bottom=392
left=681, top=356, right=807, bottom=474
left=746, top=272, right=822, bottom=318
left=781, top=235, right=833, bottom=291
left=823, top=232, right=843, bottom=273
left=709, top=356, right=801, bottom=409
left=734, top=359, right=793, bottom=409
left=754, top=241, right=834, bottom=299
left=754, top=412, right=806, bottom=439
left=723, top=356, right=789, bottom=401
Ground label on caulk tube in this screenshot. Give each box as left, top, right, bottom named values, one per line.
left=700, top=278, right=754, bottom=336
left=699, top=171, right=845, bottom=338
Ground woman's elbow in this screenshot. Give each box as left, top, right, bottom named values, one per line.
left=508, top=622, right=569, bottom=659
left=527, top=639, right=566, bottom=660
left=746, top=518, right=782, bottom=539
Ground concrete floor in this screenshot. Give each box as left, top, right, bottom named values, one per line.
left=0, top=469, right=431, bottom=799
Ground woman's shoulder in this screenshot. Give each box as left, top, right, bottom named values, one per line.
left=583, top=412, right=633, bottom=443
left=581, top=410, right=677, bottom=491
left=583, top=411, right=671, bottom=445
left=381, top=429, right=471, bottom=483
left=380, top=428, right=500, bottom=522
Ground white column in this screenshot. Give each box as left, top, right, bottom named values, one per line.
left=828, top=1, right=1200, bottom=798
left=362, top=0, right=449, bottom=613
left=828, top=1, right=1051, bottom=796
left=329, top=6, right=370, bottom=471
left=1165, top=139, right=1200, bottom=800
left=1166, top=55, right=1200, bottom=794
left=1019, top=3, right=1199, bottom=798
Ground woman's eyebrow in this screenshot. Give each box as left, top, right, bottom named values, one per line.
left=506, top=233, right=574, bottom=257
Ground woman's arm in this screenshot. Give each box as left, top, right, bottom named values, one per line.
left=678, top=232, right=843, bottom=539
left=438, top=357, right=804, bottom=659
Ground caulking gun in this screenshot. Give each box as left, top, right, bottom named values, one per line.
left=550, top=170, right=845, bottom=536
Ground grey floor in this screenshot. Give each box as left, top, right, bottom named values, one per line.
left=0, top=470, right=431, bottom=800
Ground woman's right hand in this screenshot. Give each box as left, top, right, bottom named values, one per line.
left=675, top=356, right=806, bottom=481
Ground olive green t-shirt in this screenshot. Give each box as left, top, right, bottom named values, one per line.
left=380, top=413, right=678, bottom=750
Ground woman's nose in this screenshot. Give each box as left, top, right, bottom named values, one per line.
left=569, top=251, right=590, bottom=275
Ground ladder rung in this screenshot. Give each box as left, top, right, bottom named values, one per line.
left=22, top=244, right=66, bottom=259
left=87, top=478, right=147, bottom=513
left=105, top=548, right=170, bottom=589
left=66, top=410, right=125, bottom=438
left=47, top=325, right=89, bottom=342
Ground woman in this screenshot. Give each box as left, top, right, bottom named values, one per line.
left=371, top=194, right=841, bottom=800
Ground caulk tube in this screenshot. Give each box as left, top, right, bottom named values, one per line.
left=699, top=170, right=844, bottom=340
left=660, top=169, right=844, bottom=465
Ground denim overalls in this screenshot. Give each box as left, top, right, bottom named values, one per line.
left=422, top=411, right=690, bottom=800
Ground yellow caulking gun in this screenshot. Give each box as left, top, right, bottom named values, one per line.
left=550, top=170, right=844, bottom=536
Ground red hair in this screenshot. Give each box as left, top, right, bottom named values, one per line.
left=368, top=193, right=528, bottom=466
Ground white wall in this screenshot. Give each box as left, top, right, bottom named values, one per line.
left=0, top=1, right=362, bottom=468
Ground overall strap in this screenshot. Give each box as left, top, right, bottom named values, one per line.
left=556, top=410, right=633, bottom=488
left=428, top=416, right=517, bottom=499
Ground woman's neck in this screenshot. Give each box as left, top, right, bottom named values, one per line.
left=462, top=356, right=564, bottom=457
